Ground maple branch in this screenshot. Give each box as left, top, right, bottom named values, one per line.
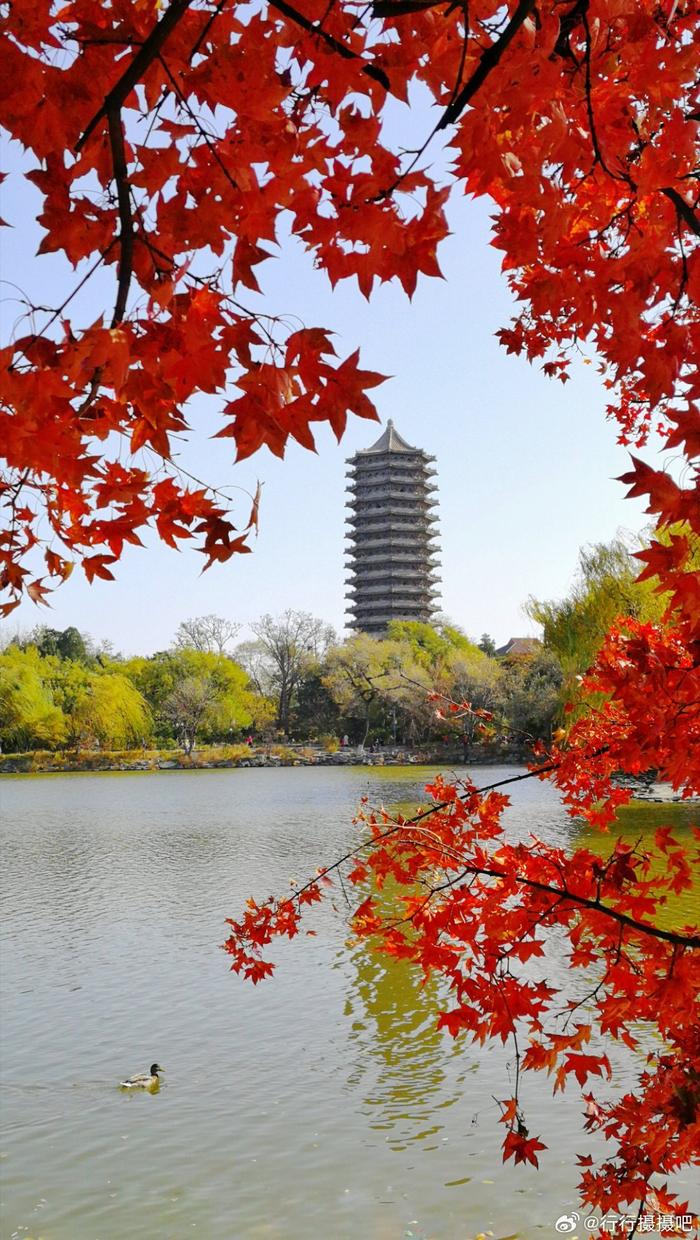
left=669, top=212, right=689, bottom=319
left=580, top=3, right=609, bottom=174
left=248, top=752, right=700, bottom=961
left=157, top=55, right=240, bottom=194
left=277, top=764, right=559, bottom=913
left=266, top=0, right=390, bottom=88
left=471, top=763, right=560, bottom=792
left=12, top=246, right=115, bottom=347
left=580, top=3, right=633, bottom=188
left=69, top=35, right=145, bottom=48
left=4, top=469, right=32, bottom=551
left=496, top=980, right=522, bottom=1121
left=107, top=108, right=134, bottom=327
left=75, top=0, right=195, bottom=152
left=434, top=860, right=700, bottom=950
left=628, top=1196, right=647, bottom=1240
left=370, top=0, right=535, bottom=201
left=473, top=763, right=560, bottom=793
left=437, top=0, right=537, bottom=129
left=446, top=1, right=471, bottom=113
left=662, top=187, right=700, bottom=238
left=188, top=0, right=230, bottom=62
left=550, top=0, right=586, bottom=64
left=558, top=947, right=614, bottom=1027
left=76, top=366, right=104, bottom=416
left=498, top=894, right=566, bottom=963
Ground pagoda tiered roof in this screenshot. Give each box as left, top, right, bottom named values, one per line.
left=345, top=420, right=440, bottom=635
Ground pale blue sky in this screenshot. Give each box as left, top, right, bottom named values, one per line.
left=2, top=158, right=655, bottom=655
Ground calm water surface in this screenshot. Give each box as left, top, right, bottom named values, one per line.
left=1, top=766, right=697, bottom=1240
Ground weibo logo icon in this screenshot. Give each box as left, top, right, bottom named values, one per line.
left=554, top=1214, right=580, bottom=1234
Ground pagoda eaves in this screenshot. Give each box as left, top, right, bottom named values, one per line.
left=345, top=420, right=441, bottom=636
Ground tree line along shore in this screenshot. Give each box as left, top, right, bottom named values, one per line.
left=0, top=535, right=675, bottom=770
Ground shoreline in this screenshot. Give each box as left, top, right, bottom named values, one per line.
left=0, top=744, right=523, bottom=777
left=0, top=748, right=695, bottom=804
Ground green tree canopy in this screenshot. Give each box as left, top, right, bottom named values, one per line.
left=497, top=650, right=564, bottom=743
left=28, top=625, right=89, bottom=663
left=0, top=646, right=66, bottom=750
left=0, top=646, right=150, bottom=750
left=442, top=646, right=503, bottom=742
left=79, top=673, right=151, bottom=749
left=123, top=649, right=255, bottom=747
left=386, top=620, right=480, bottom=669
left=46, top=659, right=151, bottom=749
left=323, top=634, right=405, bottom=745
left=478, top=633, right=497, bottom=658
left=526, top=535, right=667, bottom=691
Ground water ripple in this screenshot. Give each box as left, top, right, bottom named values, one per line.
left=1, top=767, right=696, bottom=1240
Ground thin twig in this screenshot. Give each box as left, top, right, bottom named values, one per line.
left=436, top=860, right=700, bottom=949
left=157, top=54, right=239, bottom=194
left=10, top=247, right=114, bottom=348
left=188, top=0, right=229, bottom=61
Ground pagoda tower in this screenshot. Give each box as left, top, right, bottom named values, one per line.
left=345, top=421, right=441, bottom=635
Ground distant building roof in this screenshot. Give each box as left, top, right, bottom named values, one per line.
left=359, top=420, right=417, bottom=454
left=495, top=637, right=542, bottom=657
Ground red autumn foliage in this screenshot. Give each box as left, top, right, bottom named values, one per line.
left=2, top=0, right=700, bottom=1224
left=2, top=0, right=699, bottom=608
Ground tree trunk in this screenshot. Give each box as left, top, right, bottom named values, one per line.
left=277, top=687, right=287, bottom=734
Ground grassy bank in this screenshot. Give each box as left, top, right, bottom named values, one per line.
left=0, top=741, right=528, bottom=775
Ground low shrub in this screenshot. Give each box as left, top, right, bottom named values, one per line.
left=319, top=734, right=339, bottom=753
left=269, top=744, right=297, bottom=763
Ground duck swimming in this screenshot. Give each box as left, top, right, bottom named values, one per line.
left=119, top=1063, right=164, bottom=1090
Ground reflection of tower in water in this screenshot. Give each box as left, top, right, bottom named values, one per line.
left=341, top=933, right=475, bottom=1151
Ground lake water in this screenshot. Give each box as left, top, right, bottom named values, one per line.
left=1, top=766, right=697, bottom=1240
